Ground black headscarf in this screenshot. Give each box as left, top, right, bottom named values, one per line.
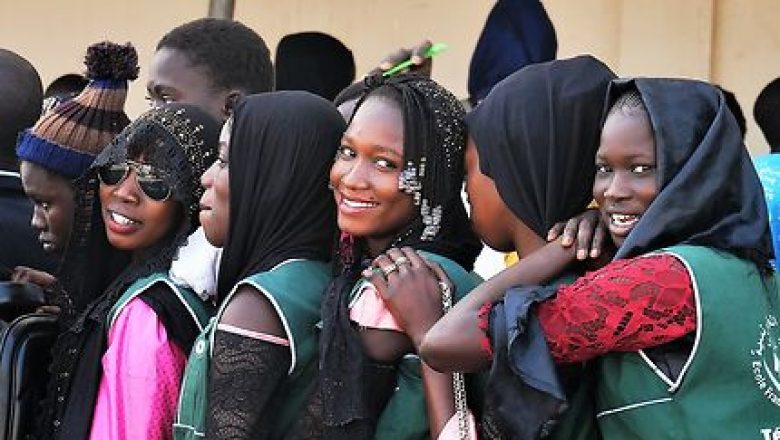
left=216, top=92, right=344, bottom=300
left=318, top=74, right=482, bottom=438
left=467, top=56, right=614, bottom=439
left=467, top=55, right=616, bottom=238
left=39, top=103, right=220, bottom=440
left=467, top=0, right=557, bottom=105
left=275, top=32, right=356, bottom=101
left=610, top=78, right=773, bottom=268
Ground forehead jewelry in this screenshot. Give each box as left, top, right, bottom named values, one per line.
left=139, top=107, right=215, bottom=164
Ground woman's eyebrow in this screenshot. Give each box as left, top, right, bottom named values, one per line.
left=369, top=144, right=403, bottom=158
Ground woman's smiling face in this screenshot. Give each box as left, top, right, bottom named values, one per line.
left=329, top=96, right=415, bottom=254
left=593, top=107, right=658, bottom=248
left=99, top=156, right=178, bottom=252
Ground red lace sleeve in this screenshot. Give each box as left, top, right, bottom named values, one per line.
left=477, top=301, right=494, bottom=360
left=537, top=254, right=696, bottom=364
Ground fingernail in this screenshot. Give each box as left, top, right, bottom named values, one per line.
left=562, top=237, right=572, bottom=246
left=577, top=249, right=587, bottom=260
left=412, top=55, right=424, bottom=64
left=591, top=249, right=599, bottom=258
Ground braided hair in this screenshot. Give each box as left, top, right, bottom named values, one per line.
left=318, top=73, right=481, bottom=437
left=341, top=73, right=480, bottom=267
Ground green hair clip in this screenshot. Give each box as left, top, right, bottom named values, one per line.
left=382, top=43, right=448, bottom=77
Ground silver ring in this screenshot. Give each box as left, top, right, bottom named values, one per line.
left=381, top=263, right=399, bottom=277
left=394, top=256, right=410, bottom=266
left=439, top=281, right=453, bottom=309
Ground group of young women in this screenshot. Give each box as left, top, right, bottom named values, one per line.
left=36, top=54, right=779, bottom=440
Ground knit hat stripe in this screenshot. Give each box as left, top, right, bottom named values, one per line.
left=34, top=111, right=88, bottom=158
left=50, top=102, right=126, bottom=130
left=16, top=41, right=138, bottom=178
left=16, top=130, right=96, bottom=179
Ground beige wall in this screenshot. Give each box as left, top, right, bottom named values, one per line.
left=545, top=0, right=780, bottom=152
left=0, top=0, right=205, bottom=118
left=1, top=0, right=778, bottom=151
left=0, top=0, right=492, bottom=118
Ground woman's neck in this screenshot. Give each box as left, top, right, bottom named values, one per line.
left=365, top=236, right=394, bottom=259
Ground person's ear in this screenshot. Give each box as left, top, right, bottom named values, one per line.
left=222, top=90, right=245, bottom=119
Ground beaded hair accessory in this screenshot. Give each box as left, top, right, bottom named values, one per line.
left=91, top=105, right=218, bottom=229
left=139, top=107, right=218, bottom=218
left=138, top=106, right=211, bottom=163
left=393, top=77, right=467, bottom=242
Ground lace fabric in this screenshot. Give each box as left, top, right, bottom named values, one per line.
left=286, top=383, right=325, bottom=440
left=537, top=254, right=696, bottom=364
left=206, top=329, right=290, bottom=440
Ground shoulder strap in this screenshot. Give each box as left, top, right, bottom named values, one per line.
left=418, top=251, right=482, bottom=301
left=107, top=273, right=210, bottom=333
left=208, top=259, right=331, bottom=374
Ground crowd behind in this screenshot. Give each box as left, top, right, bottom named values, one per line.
left=1, top=3, right=780, bottom=440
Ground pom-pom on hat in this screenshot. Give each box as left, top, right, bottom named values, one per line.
left=16, top=41, right=139, bottom=179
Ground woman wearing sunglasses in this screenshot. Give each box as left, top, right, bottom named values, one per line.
left=37, top=103, right=220, bottom=440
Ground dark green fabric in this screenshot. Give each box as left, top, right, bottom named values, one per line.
left=485, top=271, right=601, bottom=440
left=174, top=260, right=331, bottom=440
left=596, top=245, right=780, bottom=439
left=107, top=272, right=211, bottom=333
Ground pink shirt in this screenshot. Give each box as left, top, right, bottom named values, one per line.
left=349, top=282, right=403, bottom=331
left=88, top=297, right=187, bottom=440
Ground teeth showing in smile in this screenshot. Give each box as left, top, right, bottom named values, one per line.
left=610, top=214, right=639, bottom=227
left=111, top=211, right=139, bottom=226
left=343, top=198, right=377, bottom=208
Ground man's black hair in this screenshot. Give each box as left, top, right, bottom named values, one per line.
left=0, top=49, right=42, bottom=167
left=754, top=77, right=780, bottom=152
left=45, top=73, right=89, bottom=99
left=157, top=18, right=273, bottom=94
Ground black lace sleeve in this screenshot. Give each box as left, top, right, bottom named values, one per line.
left=286, top=381, right=325, bottom=440
left=205, top=328, right=291, bottom=440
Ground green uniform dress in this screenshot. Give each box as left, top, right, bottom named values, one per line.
left=173, top=259, right=331, bottom=439
left=596, top=245, right=780, bottom=439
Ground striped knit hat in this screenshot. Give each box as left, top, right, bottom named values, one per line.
left=16, top=41, right=139, bottom=179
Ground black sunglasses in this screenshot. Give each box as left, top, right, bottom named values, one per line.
left=98, top=160, right=172, bottom=201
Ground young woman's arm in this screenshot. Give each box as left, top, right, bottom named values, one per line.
left=365, top=247, right=473, bottom=437
left=422, top=252, right=697, bottom=372
left=206, top=285, right=291, bottom=440
left=537, top=254, right=696, bottom=363
left=421, top=239, right=576, bottom=372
